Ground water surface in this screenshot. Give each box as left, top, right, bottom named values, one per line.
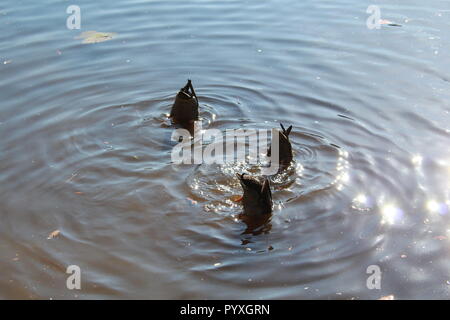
left=1, top=0, right=450, bottom=299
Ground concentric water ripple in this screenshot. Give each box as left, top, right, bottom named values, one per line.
left=1, top=0, right=450, bottom=299
left=187, top=128, right=350, bottom=218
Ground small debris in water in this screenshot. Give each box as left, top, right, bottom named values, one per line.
left=65, top=173, right=78, bottom=183
left=47, top=230, right=60, bottom=240
left=3, top=60, right=12, bottom=65
left=76, top=31, right=117, bottom=44
left=378, top=295, right=395, bottom=300
left=268, top=246, right=274, bottom=251
left=379, top=19, right=402, bottom=27
left=187, top=197, right=197, bottom=205
left=245, top=247, right=252, bottom=251
left=400, top=254, right=407, bottom=259
left=230, top=195, right=243, bottom=202
left=213, top=262, right=221, bottom=267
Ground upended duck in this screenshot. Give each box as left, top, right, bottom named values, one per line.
left=170, top=80, right=199, bottom=125
left=268, top=123, right=293, bottom=169
left=236, top=173, right=273, bottom=217
left=236, top=125, right=293, bottom=217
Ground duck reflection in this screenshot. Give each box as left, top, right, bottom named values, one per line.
left=239, top=212, right=272, bottom=236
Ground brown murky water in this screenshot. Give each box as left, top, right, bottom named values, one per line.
left=1, top=0, right=450, bottom=299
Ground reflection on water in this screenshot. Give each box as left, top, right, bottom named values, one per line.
left=1, top=0, right=450, bottom=299
left=381, top=204, right=404, bottom=225
left=239, top=213, right=272, bottom=237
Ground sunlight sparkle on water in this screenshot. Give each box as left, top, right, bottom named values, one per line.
left=333, top=150, right=350, bottom=189
left=412, top=154, right=422, bottom=167
left=341, top=172, right=350, bottom=183
left=381, top=204, right=403, bottom=225
left=427, top=200, right=439, bottom=212
left=356, top=194, right=367, bottom=204
left=427, top=200, right=448, bottom=216
left=352, top=193, right=372, bottom=212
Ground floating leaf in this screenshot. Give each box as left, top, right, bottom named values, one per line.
left=379, top=19, right=402, bottom=27
left=230, top=195, right=243, bottom=202
left=47, top=230, right=60, bottom=240
left=76, top=31, right=117, bottom=44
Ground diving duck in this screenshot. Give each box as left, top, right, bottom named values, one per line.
left=268, top=123, right=293, bottom=169
left=236, top=173, right=273, bottom=217
left=170, top=80, right=199, bottom=125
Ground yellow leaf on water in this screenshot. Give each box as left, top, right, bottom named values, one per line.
left=47, top=230, right=60, bottom=240
left=230, top=195, right=243, bottom=202
left=76, top=31, right=117, bottom=44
